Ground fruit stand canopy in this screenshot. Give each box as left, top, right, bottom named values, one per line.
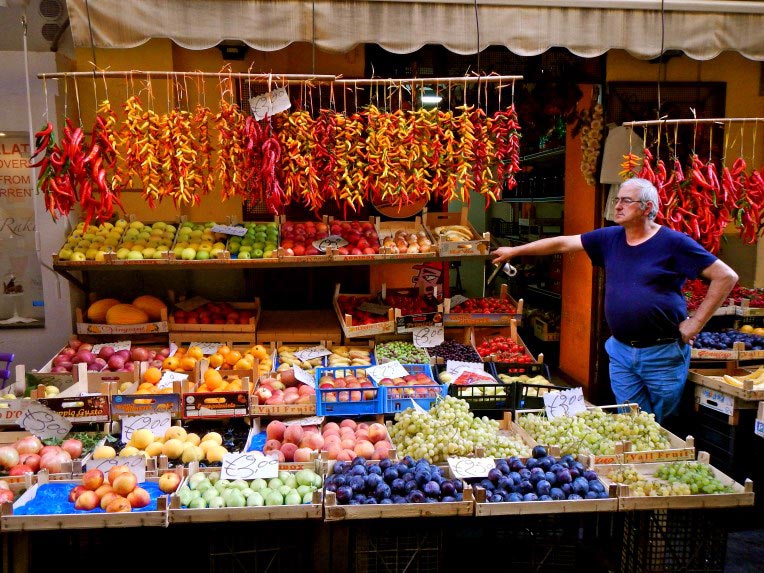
left=66, top=0, right=764, bottom=60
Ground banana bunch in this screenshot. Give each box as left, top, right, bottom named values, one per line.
left=432, top=225, right=474, bottom=242
left=722, top=366, right=764, bottom=389
left=327, top=346, right=373, bottom=367
left=276, top=345, right=324, bottom=375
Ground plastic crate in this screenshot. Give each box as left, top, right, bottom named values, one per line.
left=314, top=365, right=379, bottom=416
left=620, top=509, right=728, bottom=573
left=371, top=363, right=445, bottom=413
left=437, top=363, right=516, bottom=411
left=353, top=521, right=443, bottom=573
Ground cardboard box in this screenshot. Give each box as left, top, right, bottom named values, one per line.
left=423, top=208, right=490, bottom=257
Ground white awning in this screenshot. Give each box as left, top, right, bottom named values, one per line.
left=66, top=0, right=764, bottom=60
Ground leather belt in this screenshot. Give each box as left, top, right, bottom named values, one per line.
left=617, top=337, right=680, bottom=349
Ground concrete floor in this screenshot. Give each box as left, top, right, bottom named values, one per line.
left=726, top=529, right=764, bottom=573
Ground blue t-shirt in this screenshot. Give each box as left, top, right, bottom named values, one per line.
left=581, top=226, right=717, bottom=342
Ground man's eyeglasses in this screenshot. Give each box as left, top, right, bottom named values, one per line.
left=615, top=197, right=645, bottom=206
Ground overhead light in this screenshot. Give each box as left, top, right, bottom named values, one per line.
left=0, top=133, right=6, bottom=137
left=217, top=41, right=249, bottom=61
left=420, top=87, right=442, bottom=107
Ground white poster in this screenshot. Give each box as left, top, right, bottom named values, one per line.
left=0, top=136, right=44, bottom=327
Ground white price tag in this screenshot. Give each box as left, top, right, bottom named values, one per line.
left=449, top=295, right=469, bottom=308
left=167, top=343, right=179, bottom=358
left=188, top=342, right=223, bottom=356
left=120, top=412, right=172, bottom=443
left=410, top=399, right=427, bottom=414
left=412, top=324, right=445, bottom=348
left=210, top=224, right=247, bottom=236
left=91, top=340, right=131, bottom=354
left=292, top=365, right=315, bottom=388
left=283, top=416, right=324, bottom=426
left=86, top=455, right=146, bottom=484
left=366, top=360, right=410, bottom=381
left=313, top=235, right=349, bottom=253
left=19, top=402, right=72, bottom=440
left=447, top=457, right=496, bottom=479
left=543, top=387, right=586, bottom=420
left=293, top=346, right=331, bottom=362
left=157, top=370, right=187, bottom=390
left=446, top=360, right=485, bottom=378
left=452, top=370, right=496, bottom=386
left=221, top=452, right=279, bottom=480
left=250, top=87, right=292, bottom=120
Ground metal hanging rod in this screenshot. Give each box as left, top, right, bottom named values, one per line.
left=37, top=71, right=337, bottom=83
left=624, top=117, right=764, bottom=127
left=335, top=75, right=522, bottom=86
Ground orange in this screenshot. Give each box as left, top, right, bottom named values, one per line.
left=162, top=356, right=180, bottom=370
left=217, top=345, right=231, bottom=356
left=204, top=369, right=225, bottom=390
left=180, top=356, right=197, bottom=371
left=224, top=350, right=242, bottom=366
left=196, top=383, right=210, bottom=393
left=249, top=345, right=269, bottom=360
left=143, top=367, right=162, bottom=385
left=208, top=353, right=225, bottom=368
left=225, top=380, right=242, bottom=391
left=187, top=346, right=204, bottom=360
left=138, top=382, right=155, bottom=392
left=160, top=387, right=173, bottom=394
left=233, top=358, right=254, bottom=371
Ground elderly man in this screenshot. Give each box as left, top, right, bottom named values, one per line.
left=492, top=178, right=738, bottom=422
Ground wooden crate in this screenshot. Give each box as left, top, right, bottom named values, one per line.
left=693, top=384, right=759, bottom=425
left=276, top=216, right=332, bottom=262
left=735, top=299, right=764, bottom=316
left=472, top=321, right=540, bottom=365
left=257, top=309, right=342, bottom=344
left=182, top=377, right=251, bottom=419
left=108, top=379, right=183, bottom=420
left=375, top=216, right=437, bottom=259
left=325, top=341, right=375, bottom=368
left=242, top=425, right=326, bottom=472
left=691, top=341, right=739, bottom=361
left=323, top=486, right=474, bottom=521
left=327, top=217, right=390, bottom=262
left=168, top=299, right=260, bottom=345
left=688, top=366, right=764, bottom=403
left=251, top=357, right=317, bottom=417
left=0, top=432, right=82, bottom=483
left=75, top=307, right=169, bottom=336
left=333, top=283, right=396, bottom=339
left=533, top=317, right=560, bottom=342
left=444, top=284, right=524, bottom=327
left=595, top=451, right=755, bottom=511
left=423, top=208, right=490, bottom=257
left=28, top=342, right=142, bottom=389
left=0, top=470, right=170, bottom=531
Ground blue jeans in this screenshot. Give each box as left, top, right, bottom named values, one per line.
left=604, top=336, right=691, bottom=423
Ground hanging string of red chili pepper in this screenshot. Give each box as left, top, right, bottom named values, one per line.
left=491, top=105, right=521, bottom=197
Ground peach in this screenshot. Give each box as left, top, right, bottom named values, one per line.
left=302, top=433, right=324, bottom=450
left=280, top=443, right=298, bottom=462
left=127, top=486, right=151, bottom=508
left=268, top=449, right=286, bottom=462
left=266, top=420, right=286, bottom=441
left=283, top=425, right=304, bottom=445
left=284, top=392, right=300, bottom=405
left=112, top=472, right=138, bottom=496
left=264, top=439, right=282, bottom=452
left=340, top=438, right=356, bottom=450
left=368, top=423, right=388, bottom=444
left=106, top=497, right=132, bottom=513
left=374, top=440, right=392, bottom=452
left=323, top=434, right=341, bottom=448
left=74, top=490, right=99, bottom=511
left=296, top=395, right=314, bottom=404
left=158, top=472, right=181, bottom=494
left=357, top=422, right=369, bottom=431
left=68, top=485, right=87, bottom=503
left=95, top=484, right=114, bottom=498
left=82, top=469, right=104, bottom=491
left=303, top=425, right=319, bottom=434
left=339, top=419, right=357, bottom=430
left=108, top=465, right=131, bottom=485
left=100, top=491, right=121, bottom=510
left=325, top=445, right=341, bottom=460
left=265, top=393, right=284, bottom=405
left=298, top=385, right=315, bottom=396
left=336, top=449, right=353, bottom=462
left=354, top=440, right=375, bottom=459
left=322, top=422, right=340, bottom=435
left=293, top=447, right=313, bottom=462
left=355, top=430, right=369, bottom=442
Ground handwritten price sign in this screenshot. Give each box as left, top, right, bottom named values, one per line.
left=86, top=455, right=146, bottom=483
left=366, top=361, right=409, bottom=381
left=92, top=340, right=131, bottom=354
left=543, top=387, right=586, bottom=420
left=447, top=457, right=496, bottom=479
left=293, top=346, right=331, bottom=362
left=313, top=235, right=349, bottom=253
left=446, top=360, right=485, bottom=378
left=410, top=399, right=428, bottom=414
left=221, top=452, right=279, bottom=480
left=250, top=87, right=291, bottom=121
left=292, top=365, right=315, bottom=388
left=120, top=412, right=172, bottom=443
left=284, top=416, right=324, bottom=426
left=412, top=324, right=444, bottom=348
left=449, top=294, right=469, bottom=308
left=19, top=401, right=72, bottom=440
left=157, top=370, right=187, bottom=390
left=188, top=342, right=223, bottom=356
left=210, top=224, right=247, bottom=237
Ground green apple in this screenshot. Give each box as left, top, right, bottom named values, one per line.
left=141, top=247, right=156, bottom=259
left=70, top=252, right=86, bottom=262
left=127, top=250, right=144, bottom=260
left=181, top=247, right=197, bottom=260
left=195, top=250, right=210, bottom=261
left=58, top=247, right=73, bottom=260
left=116, top=248, right=131, bottom=260
left=252, top=249, right=264, bottom=258
left=263, top=250, right=273, bottom=258
left=237, top=251, right=251, bottom=260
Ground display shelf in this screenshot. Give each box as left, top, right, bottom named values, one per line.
left=525, top=284, right=562, bottom=300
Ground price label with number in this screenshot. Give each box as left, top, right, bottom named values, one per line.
left=157, top=370, right=187, bottom=390
left=250, top=87, right=291, bottom=120
left=449, top=294, right=469, bottom=308
left=86, top=455, right=146, bottom=483
left=283, top=416, right=324, bottom=426
left=292, top=365, right=315, bottom=388
left=121, top=412, right=172, bottom=443
left=446, top=360, right=485, bottom=378
left=188, top=342, right=223, bottom=356
left=19, top=401, right=72, bottom=440
left=410, top=399, right=428, bottom=414
left=447, top=457, right=496, bottom=479
left=412, top=323, right=445, bottom=348
left=92, top=340, right=131, bottom=354
left=293, top=346, right=331, bottom=362
left=221, top=452, right=279, bottom=480
left=543, top=387, right=586, bottom=420
left=313, top=235, right=349, bottom=253
left=210, top=224, right=247, bottom=236
left=366, top=361, right=410, bottom=381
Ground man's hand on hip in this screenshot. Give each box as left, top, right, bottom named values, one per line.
left=679, top=316, right=702, bottom=345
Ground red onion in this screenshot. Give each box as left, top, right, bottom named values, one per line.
left=78, top=343, right=93, bottom=352
left=123, top=362, right=135, bottom=372
left=51, top=366, right=69, bottom=373
left=97, top=346, right=115, bottom=360
left=72, top=350, right=94, bottom=364
left=91, top=357, right=108, bottom=371
left=61, top=439, right=83, bottom=459
left=19, top=454, right=40, bottom=472
left=116, top=349, right=131, bottom=360
left=107, top=354, right=125, bottom=370
left=131, top=347, right=149, bottom=362
left=53, top=354, right=72, bottom=366
left=69, top=340, right=82, bottom=351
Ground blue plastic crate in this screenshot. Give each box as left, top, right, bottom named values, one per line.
left=368, top=363, right=446, bottom=414
left=315, top=365, right=380, bottom=416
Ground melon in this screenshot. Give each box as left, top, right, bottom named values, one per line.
left=86, top=298, right=121, bottom=323
left=105, top=304, right=149, bottom=325
left=132, top=295, right=167, bottom=321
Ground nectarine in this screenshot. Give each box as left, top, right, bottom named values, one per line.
left=107, top=465, right=131, bottom=485
left=112, top=472, right=138, bottom=496
left=106, top=497, right=132, bottom=512
left=74, top=490, right=99, bottom=511
left=127, top=486, right=151, bottom=508
left=82, top=468, right=104, bottom=491
left=283, top=425, right=304, bottom=445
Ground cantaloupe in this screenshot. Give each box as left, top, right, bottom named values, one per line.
left=86, top=298, right=121, bottom=323
left=132, top=295, right=167, bottom=321
left=105, top=304, right=149, bottom=325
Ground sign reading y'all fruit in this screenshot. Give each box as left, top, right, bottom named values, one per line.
left=293, top=346, right=332, bottom=362
left=292, top=365, right=315, bottom=388
left=86, top=455, right=146, bottom=484
left=92, top=340, right=131, bottom=353
left=447, top=457, right=496, bottom=479
left=19, top=401, right=72, bottom=440
left=313, top=235, right=349, bottom=253
left=412, top=323, right=445, bottom=348
left=120, top=412, right=172, bottom=443
left=543, top=387, right=586, bottom=420
left=221, top=452, right=279, bottom=480
left=210, top=224, right=247, bottom=237
left=366, top=361, right=410, bottom=381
